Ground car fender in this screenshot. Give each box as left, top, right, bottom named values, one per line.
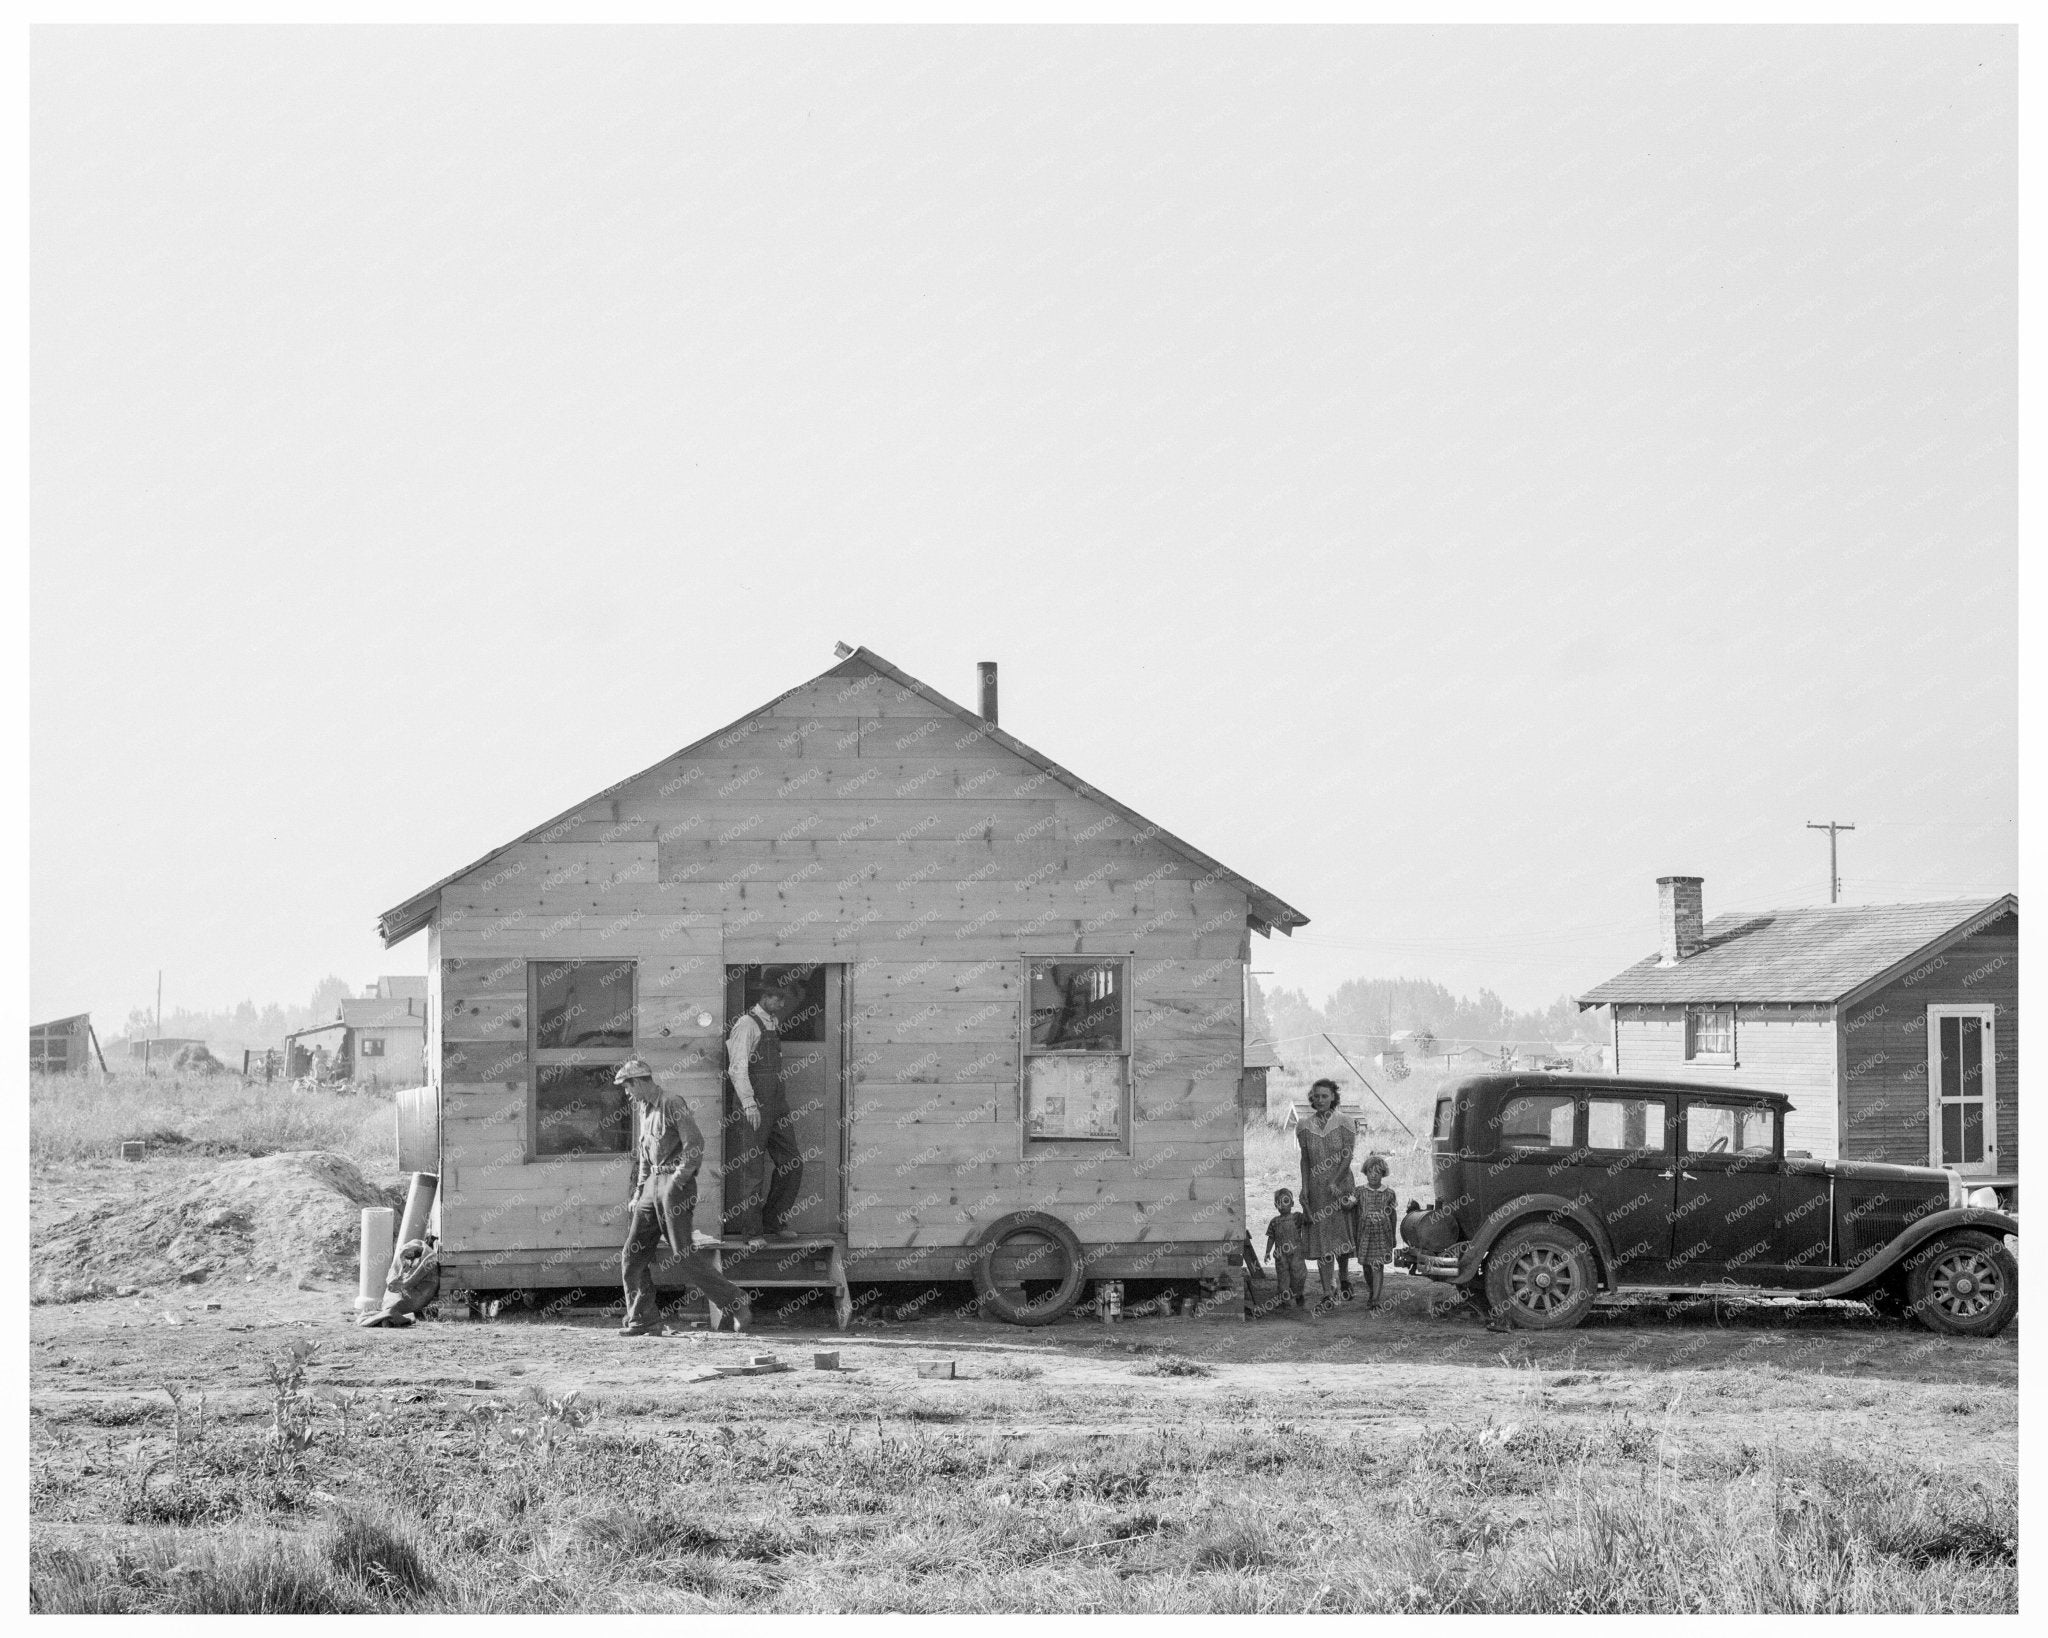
left=1810, top=1206, right=2018, bottom=1297
left=1459, top=1195, right=1620, bottom=1291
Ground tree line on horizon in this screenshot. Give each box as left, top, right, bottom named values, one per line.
left=1249, top=974, right=1603, bottom=1063
left=117, top=975, right=358, bottom=1058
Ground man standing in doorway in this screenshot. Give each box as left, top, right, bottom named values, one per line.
left=616, top=1059, right=750, bottom=1336
left=725, top=979, right=806, bottom=1247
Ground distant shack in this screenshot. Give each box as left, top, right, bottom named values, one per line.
left=31, top=1013, right=105, bottom=1076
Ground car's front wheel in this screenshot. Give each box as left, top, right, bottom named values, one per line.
left=1483, top=1223, right=1596, bottom=1331
left=1905, top=1230, right=2017, bottom=1338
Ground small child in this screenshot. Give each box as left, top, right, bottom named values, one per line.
left=1354, top=1155, right=1399, bottom=1310
left=1264, top=1188, right=1311, bottom=1310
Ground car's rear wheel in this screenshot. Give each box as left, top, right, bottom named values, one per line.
left=1905, top=1231, right=2017, bottom=1338
left=1483, top=1223, right=1595, bottom=1331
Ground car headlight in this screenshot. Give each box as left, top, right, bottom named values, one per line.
left=1967, top=1186, right=2001, bottom=1211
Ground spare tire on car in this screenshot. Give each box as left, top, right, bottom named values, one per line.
left=969, top=1211, right=1086, bottom=1326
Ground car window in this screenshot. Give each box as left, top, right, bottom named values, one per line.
left=1495, top=1092, right=1575, bottom=1150
left=1433, top=1097, right=1455, bottom=1141
left=1683, top=1102, right=1778, bottom=1156
left=1587, top=1096, right=1668, bottom=1153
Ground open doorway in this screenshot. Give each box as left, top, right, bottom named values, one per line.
left=722, top=964, right=845, bottom=1238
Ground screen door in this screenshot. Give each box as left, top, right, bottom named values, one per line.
left=1927, top=1006, right=1997, bottom=1178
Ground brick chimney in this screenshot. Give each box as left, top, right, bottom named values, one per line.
left=978, top=661, right=998, bottom=726
left=1657, top=876, right=1705, bottom=965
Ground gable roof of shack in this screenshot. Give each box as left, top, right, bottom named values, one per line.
left=377, top=646, right=1310, bottom=947
left=339, top=997, right=425, bottom=1030
left=1576, top=895, right=2016, bottom=1008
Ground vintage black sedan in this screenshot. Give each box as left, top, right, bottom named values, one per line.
left=1396, top=1075, right=2017, bottom=1334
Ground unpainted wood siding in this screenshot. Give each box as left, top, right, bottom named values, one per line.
left=431, top=663, right=1252, bottom=1262
left=1839, top=913, right=2019, bottom=1175
left=1613, top=1003, right=1840, bottom=1159
left=352, top=1027, right=427, bottom=1087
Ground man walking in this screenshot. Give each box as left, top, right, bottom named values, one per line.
left=616, top=1059, right=750, bottom=1336
left=725, top=979, right=806, bottom=1247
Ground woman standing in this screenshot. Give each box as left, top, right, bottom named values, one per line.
left=1296, top=1078, right=1357, bottom=1304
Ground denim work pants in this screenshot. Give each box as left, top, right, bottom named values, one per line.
left=726, top=1086, right=804, bottom=1236
left=620, top=1205, right=745, bottom=1328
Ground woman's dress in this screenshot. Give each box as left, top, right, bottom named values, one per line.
left=1296, top=1111, right=1357, bottom=1261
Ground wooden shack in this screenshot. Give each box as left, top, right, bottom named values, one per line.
left=1239, top=1037, right=1281, bottom=1117
left=31, top=1013, right=103, bottom=1076
left=339, top=989, right=427, bottom=1088
left=376, top=647, right=1308, bottom=1315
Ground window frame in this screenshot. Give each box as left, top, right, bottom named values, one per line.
left=525, top=960, right=637, bottom=1162
left=1678, top=1097, right=1781, bottom=1161
left=1684, top=1005, right=1735, bottom=1063
left=1019, top=955, right=1133, bottom=1152
left=1492, top=1088, right=1579, bottom=1152
left=359, top=1036, right=386, bottom=1058
left=1585, top=1092, right=1672, bottom=1157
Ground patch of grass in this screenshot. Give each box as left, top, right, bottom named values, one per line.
left=30, top=1073, right=395, bottom=1169
left=572, top=1504, right=808, bottom=1563
left=1131, top=1355, right=1215, bottom=1378
left=1182, top=1514, right=1289, bottom=1572
left=322, top=1507, right=436, bottom=1602
left=31, top=1536, right=374, bottom=1614
left=75, top=1402, right=166, bottom=1428
left=30, top=1396, right=2016, bottom=1613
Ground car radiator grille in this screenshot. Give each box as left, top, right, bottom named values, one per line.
left=1837, top=1190, right=1940, bottom=1266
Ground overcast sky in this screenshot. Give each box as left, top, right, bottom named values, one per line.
left=32, top=26, right=2016, bottom=1030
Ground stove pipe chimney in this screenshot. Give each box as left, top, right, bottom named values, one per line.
left=978, top=661, right=998, bottom=726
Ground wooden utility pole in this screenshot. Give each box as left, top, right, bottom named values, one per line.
left=1806, top=821, right=1856, bottom=903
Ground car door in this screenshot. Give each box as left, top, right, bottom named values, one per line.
left=1579, top=1088, right=1676, bottom=1283
left=1672, top=1098, right=1782, bottom=1286
left=1774, top=1155, right=1835, bottom=1288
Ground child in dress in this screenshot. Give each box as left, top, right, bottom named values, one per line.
left=1264, top=1187, right=1311, bottom=1310
left=1353, top=1155, right=1399, bottom=1310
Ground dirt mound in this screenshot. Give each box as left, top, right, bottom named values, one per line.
left=32, top=1151, right=402, bottom=1304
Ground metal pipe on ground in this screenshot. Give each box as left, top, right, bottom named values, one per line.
left=393, top=1173, right=438, bottom=1262
left=356, top=1208, right=396, bottom=1314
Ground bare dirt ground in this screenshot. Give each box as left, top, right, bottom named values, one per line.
left=30, top=1149, right=2019, bottom=1612
left=33, top=1154, right=2016, bottom=1462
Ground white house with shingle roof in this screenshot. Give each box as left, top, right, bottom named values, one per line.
left=1579, top=878, right=2018, bottom=1199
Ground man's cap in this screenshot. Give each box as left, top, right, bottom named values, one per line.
left=613, top=1059, right=655, bottom=1086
